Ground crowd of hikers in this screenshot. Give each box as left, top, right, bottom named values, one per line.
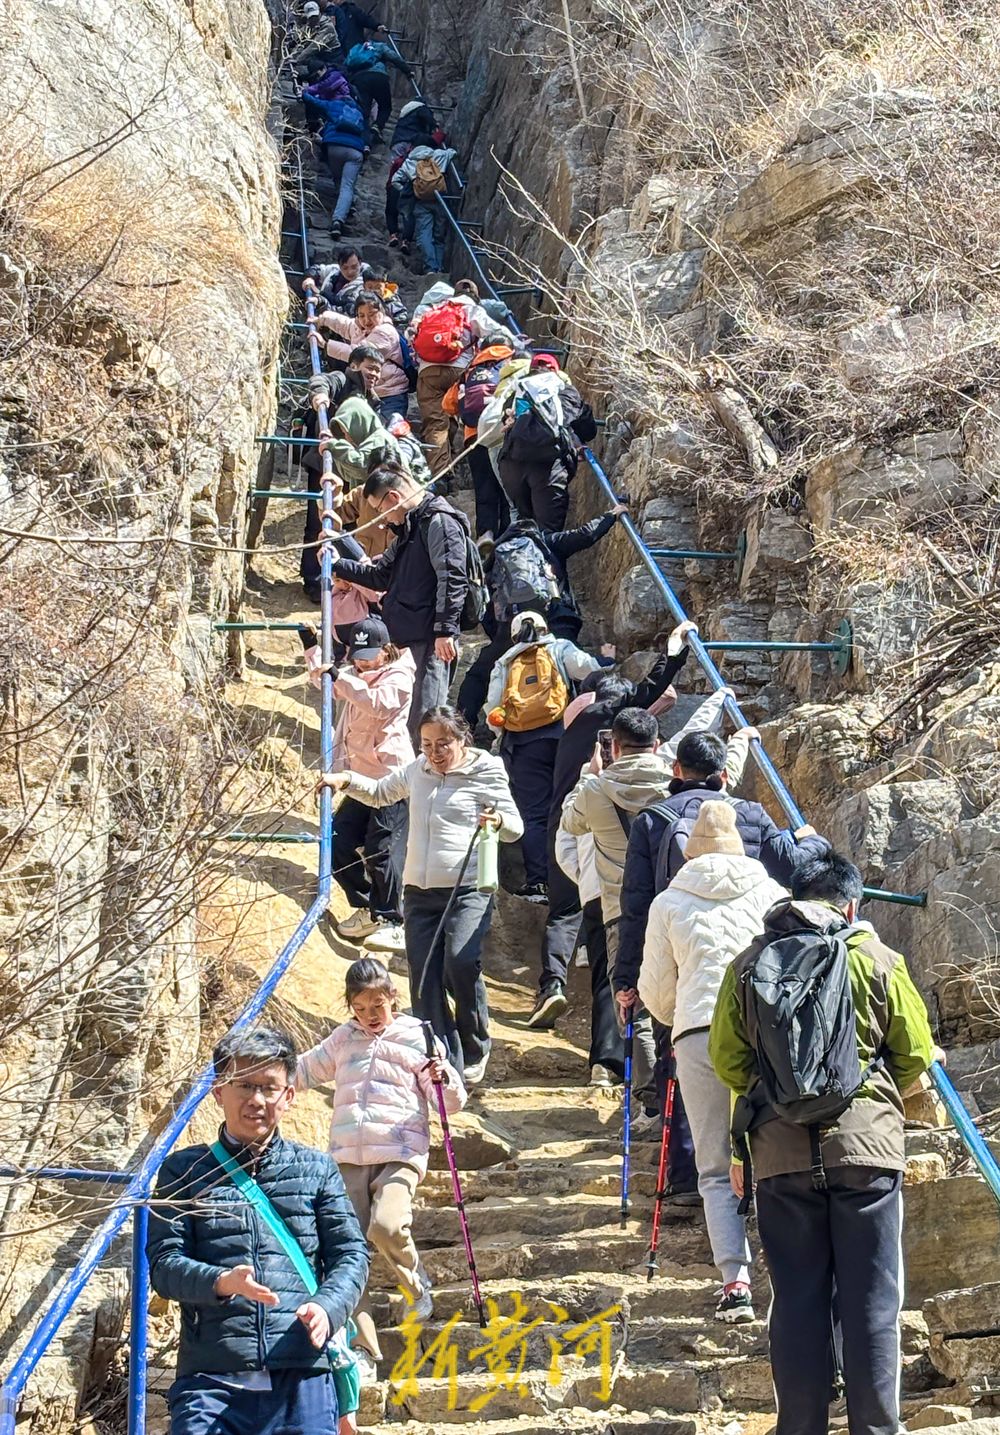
left=145, top=15, right=946, bottom=1435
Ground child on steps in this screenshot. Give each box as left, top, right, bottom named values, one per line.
left=296, top=957, right=467, bottom=1383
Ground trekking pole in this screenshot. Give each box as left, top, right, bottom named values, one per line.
left=422, top=1021, right=487, bottom=1328
left=621, top=1017, right=634, bottom=1229
left=646, top=1067, right=676, bottom=1281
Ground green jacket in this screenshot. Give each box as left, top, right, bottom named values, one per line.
left=327, top=395, right=402, bottom=488
left=708, top=899, right=934, bottom=1179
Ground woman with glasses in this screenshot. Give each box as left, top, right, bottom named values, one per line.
left=318, top=706, right=523, bottom=1083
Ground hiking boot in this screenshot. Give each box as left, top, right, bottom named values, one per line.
left=464, top=1048, right=490, bottom=1085
left=715, top=1283, right=755, bottom=1324
left=525, top=982, right=567, bottom=1029
left=336, top=909, right=378, bottom=941
left=304, top=580, right=322, bottom=604
left=370, top=127, right=384, bottom=145
left=412, top=1262, right=434, bottom=1319
left=330, top=220, right=343, bottom=240
left=514, top=881, right=548, bottom=903
left=476, top=530, right=495, bottom=558
left=589, top=1063, right=620, bottom=1089
left=667, top=1180, right=703, bottom=1207
left=364, top=921, right=406, bottom=954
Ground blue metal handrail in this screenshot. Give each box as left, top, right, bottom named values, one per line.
left=0, top=135, right=337, bottom=1435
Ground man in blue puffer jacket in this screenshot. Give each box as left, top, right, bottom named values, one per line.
left=147, top=1027, right=369, bottom=1435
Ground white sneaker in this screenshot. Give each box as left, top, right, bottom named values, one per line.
left=463, top=1049, right=490, bottom=1085
left=589, top=1063, right=618, bottom=1088
left=351, top=1348, right=379, bottom=1385
left=364, top=921, right=406, bottom=954
left=412, top=1267, right=434, bottom=1320
left=574, top=943, right=589, bottom=967
left=336, top=909, right=378, bottom=941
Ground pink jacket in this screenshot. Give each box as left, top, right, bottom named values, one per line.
left=296, top=1012, right=466, bottom=1175
left=322, top=314, right=409, bottom=397
left=333, top=647, right=416, bottom=777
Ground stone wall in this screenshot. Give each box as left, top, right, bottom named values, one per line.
left=0, top=0, right=286, bottom=1410
left=404, top=0, right=1000, bottom=1099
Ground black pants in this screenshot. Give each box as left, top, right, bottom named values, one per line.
left=499, top=455, right=570, bottom=531
left=652, top=1020, right=697, bottom=1187
left=581, top=899, right=622, bottom=1074
left=404, top=884, right=493, bottom=1074
left=353, top=71, right=392, bottom=132
left=456, top=624, right=511, bottom=729
left=333, top=796, right=407, bottom=922
left=756, top=1167, right=903, bottom=1435
left=500, top=728, right=559, bottom=887
left=467, top=443, right=510, bottom=538
left=538, top=804, right=582, bottom=991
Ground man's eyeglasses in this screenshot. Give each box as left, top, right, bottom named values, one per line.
left=227, top=1080, right=289, bottom=1102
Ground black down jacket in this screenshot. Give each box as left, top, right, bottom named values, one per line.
left=147, top=1134, right=369, bottom=1376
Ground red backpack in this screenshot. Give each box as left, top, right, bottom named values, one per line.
left=412, top=300, right=468, bottom=364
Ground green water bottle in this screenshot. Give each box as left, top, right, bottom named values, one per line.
left=477, top=820, right=499, bottom=893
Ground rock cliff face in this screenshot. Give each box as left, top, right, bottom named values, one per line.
left=403, top=0, right=1000, bottom=1101
left=0, top=0, right=285, bottom=1405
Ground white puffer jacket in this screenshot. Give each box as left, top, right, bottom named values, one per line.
left=296, top=1013, right=466, bottom=1176
left=344, top=749, right=523, bottom=889
left=639, top=854, right=786, bottom=1038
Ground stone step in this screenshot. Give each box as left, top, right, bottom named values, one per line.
left=413, top=1194, right=675, bottom=1245
left=419, top=1162, right=700, bottom=1206
left=360, top=1414, right=696, bottom=1435
left=373, top=1222, right=713, bottom=1289
left=377, top=1310, right=768, bottom=1368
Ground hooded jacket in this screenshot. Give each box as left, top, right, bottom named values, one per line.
left=319, top=312, right=409, bottom=396
left=303, top=67, right=353, bottom=103
left=333, top=648, right=415, bottom=777
left=392, top=144, right=457, bottom=192
left=409, top=283, right=520, bottom=372
left=614, top=774, right=830, bottom=994
left=392, top=100, right=437, bottom=149
left=333, top=492, right=470, bottom=644
left=302, top=89, right=367, bottom=151
left=147, top=1133, right=368, bottom=1376
left=342, top=750, right=524, bottom=888
left=709, top=901, right=935, bottom=1179
left=297, top=1013, right=465, bottom=1175
left=560, top=753, right=678, bottom=922
left=639, top=854, right=786, bottom=1037
left=486, top=632, right=603, bottom=714
left=325, top=393, right=402, bottom=488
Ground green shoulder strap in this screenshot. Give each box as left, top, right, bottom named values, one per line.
left=210, top=1140, right=318, bottom=1296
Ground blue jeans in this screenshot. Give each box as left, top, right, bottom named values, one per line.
left=413, top=202, right=447, bottom=271
left=167, top=1370, right=338, bottom=1435
left=378, top=391, right=410, bottom=424
left=323, top=144, right=363, bottom=225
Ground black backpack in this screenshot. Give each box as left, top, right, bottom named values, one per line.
left=733, top=912, right=881, bottom=1201
left=417, top=509, right=488, bottom=633
left=652, top=794, right=745, bottom=892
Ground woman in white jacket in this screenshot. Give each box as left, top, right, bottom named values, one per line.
left=319, top=705, right=523, bottom=1084
left=640, top=800, right=786, bottom=1324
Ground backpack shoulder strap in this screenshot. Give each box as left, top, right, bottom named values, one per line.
left=210, top=1141, right=318, bottom=1296
left=610, top=801, right=633, bottom=838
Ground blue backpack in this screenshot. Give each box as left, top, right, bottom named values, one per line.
left=397, top=333, right=418, bottom=391
left=344, top=42, right=378, bottom=70
left=320, top=97, right=365, bottom=137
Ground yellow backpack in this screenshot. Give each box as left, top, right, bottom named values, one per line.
left=501, top=644, right=569, bottom=732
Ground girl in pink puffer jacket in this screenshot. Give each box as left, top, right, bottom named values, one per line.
left=329, top=618, right=415, bottom=954
left=297, top=957, right=466, bottom=1376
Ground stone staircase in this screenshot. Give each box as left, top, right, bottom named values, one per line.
left=173, top=73, right=997, bottom=1435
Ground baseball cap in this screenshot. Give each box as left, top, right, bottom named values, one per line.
left=529, top=352, right=560, bottom=371
left=347, top=618, right=390, bottom=661
left=303, top=3, right=321, bottom=15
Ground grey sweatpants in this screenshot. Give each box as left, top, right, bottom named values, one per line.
left=674, top=1030, right=751, bottom=1286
